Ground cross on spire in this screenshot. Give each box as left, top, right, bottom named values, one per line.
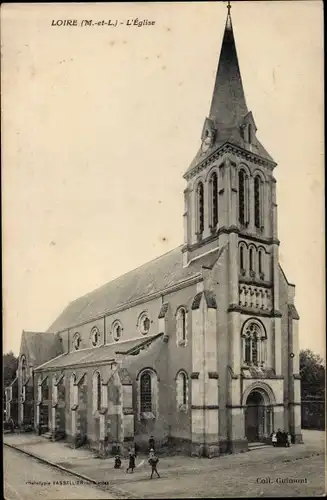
left=227, top=0, right=231, bottom=15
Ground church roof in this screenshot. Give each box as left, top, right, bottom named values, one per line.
left=47, top=246, right=202, bottom=333
left=34, top=333, right=163, bottom=371
left=20, top=330, right=63, bottom=367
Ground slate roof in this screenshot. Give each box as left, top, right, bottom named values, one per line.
left=209, top=13, right=248, bottom=131
left=20, top=331, right=63, bottom=367
left=47, top=245, right=202, bottom=333
left=35, top=333, right=163, bottom=371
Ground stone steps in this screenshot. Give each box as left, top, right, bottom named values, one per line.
left=41, top=431, right=52, bottom=440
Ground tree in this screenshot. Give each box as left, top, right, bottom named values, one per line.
left=300, top=349, right=325, bottom=430
left=3, top=351, right=18, bottom=388
left=300, top=349, right=325, bottom=398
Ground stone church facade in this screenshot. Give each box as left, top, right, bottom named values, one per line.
left=6, top=10, right=301, bottom=457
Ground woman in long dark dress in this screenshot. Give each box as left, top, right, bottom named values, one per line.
left=126, top=448, right=135, bottom=473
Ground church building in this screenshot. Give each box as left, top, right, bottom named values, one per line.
left=6, top=8, right=301, bottom=457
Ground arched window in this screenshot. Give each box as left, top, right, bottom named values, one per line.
left=176, top=371, right=189, bottom=411
left=181, top=373, right=187, bottom=405
left=254, top=175, right=262, bottom=229
left=238, top=170, right=245, bottom=225
left=245, top=336, right=251, bottom=363
left=209, top=172, right=218, bottom=229
left=240, top=246, right=245, bottom=272
left=249, top=248, right=254, bottom=273
left=140, top=372, right=152, bottom=413
left=90, top=327, right=100, bottom=347
left=93, top=371, right=101, bottom=412
left=176, top=307, right=188, bottom=346
left=112, top=320, right=123, bottom=342
left=242, top=320, right=267, bottom=367
left=196, top=182, right=204, bottom=235
left=258, top=249, right=264, bottom=277
left=97, top=374, right=101, bottom=410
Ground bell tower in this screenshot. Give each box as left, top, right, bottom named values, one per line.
left=182, top=6, right=277, bottom=270
left=183, top=0, right=284, bottom=407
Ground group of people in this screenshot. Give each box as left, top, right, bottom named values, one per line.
left=271, top=429, right=292, bottom=447
left=114, top=435, right=160, bottom=479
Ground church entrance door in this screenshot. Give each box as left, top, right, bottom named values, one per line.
left=245, top=390, right=266, bottom=442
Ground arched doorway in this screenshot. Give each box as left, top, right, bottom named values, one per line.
left=245, top=389, right=273, bottom=443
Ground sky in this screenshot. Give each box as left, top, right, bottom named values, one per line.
left=1, top=1, right=324, bottom=358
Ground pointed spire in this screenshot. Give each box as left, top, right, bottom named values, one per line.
left=209, top=4, right=248, bottom=130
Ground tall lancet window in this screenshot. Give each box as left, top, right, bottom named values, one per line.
left=196, top=182, right=204, bottom=235
left=249, top=248, right=254, bottom=275
left=254, top=175, right=263, bottom=229
left=209, top=172, right=218, bottom=229
left=240, top=246, right=245, bottom=272
left=238, top=170, right=245, bottom=225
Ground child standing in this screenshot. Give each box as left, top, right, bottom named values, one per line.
left=148, top=449, right=160, bottom=479
left=114, top=455, right=121, bottom=469
left=271, top=431, right=277, bottom=447
left=286, top=432, right=292, bottom=447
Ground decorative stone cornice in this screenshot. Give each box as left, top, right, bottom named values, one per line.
left=184, top=142, right=276, bottom=181
left=183, top=226, right=279, bottom=254
left=228, top=305, right=282, bottom=319
left=191, top=405, right=219, bottom=410
left=239, top=278, right=272, bottom=289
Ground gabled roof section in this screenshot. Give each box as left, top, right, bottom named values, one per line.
left=47, top=246, right=202, bottom=333
left=34, top=334, right=163, bottom=372
left=19, top=331, right=63, bottom=368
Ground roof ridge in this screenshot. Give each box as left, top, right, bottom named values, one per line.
left=67, top=244, right=183, bottom=305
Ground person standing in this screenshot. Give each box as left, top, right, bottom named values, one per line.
left=126, top=448, right=135, bottom=473
left=114, top=455, right=121, bottom=469
left=148, top=450, right=160, bottom=479
left=282, top=430, right=288, bottom=447
left=276, top=429, right=282, bottom=447
left=286, top=432, right=292, bottom=447
left=271, top=430, right=277, bottom=447
left=148, top=435, right=155, bottom=452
